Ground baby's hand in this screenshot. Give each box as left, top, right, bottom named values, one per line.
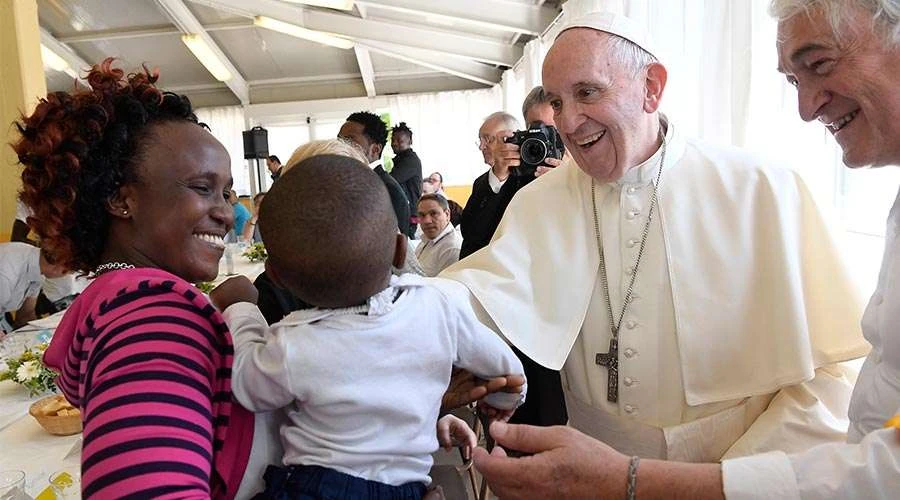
left=476, top=401, right=516, bottom=423
left=209, top=276, right=258, bottom=311
left=437, top=414, right=477, bottom=458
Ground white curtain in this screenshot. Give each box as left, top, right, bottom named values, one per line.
left=388, top=87, right=503, bottom=186
left=195, top=106, right=250, bottom=195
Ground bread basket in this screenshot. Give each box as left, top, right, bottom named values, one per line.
left=29, top=394, right=83, bottom=436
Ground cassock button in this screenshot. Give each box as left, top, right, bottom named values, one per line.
left=626, top=320, right=637, bottom=329
left=626, top=210, right=640, bottom=220
left=624, top=348, right=636, bottom=358
left=624, top=377, right=635, bottom=387
left=626, top=266, right=635, bottom=275
left=624, top=404, right=636, bottom=414
left=626, top=186, right=638, bottom=195
left=626, top=239, right=639, bottom=248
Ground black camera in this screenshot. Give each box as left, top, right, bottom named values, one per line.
left=504, top=121, right=565, bottom=175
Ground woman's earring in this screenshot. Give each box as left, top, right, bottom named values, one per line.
left=122, top=209, right=129, bottom=215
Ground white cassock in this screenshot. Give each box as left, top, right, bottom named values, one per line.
left=440, top=117, right=871, bottom=462
left=722, top=186, right=900, bottom=499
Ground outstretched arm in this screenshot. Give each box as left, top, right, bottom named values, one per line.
left=473, top=422, right=724, bottom=500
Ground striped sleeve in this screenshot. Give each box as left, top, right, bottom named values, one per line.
left=79, top=282, right=228, bottom=499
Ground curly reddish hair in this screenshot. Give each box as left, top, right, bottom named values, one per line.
left=12, top=58, right=202, bottom=273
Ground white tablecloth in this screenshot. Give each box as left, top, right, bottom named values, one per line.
left=0, top=329, right=80, bottom=498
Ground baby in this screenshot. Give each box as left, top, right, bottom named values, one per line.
left=213, top=154, right=525, bottom=499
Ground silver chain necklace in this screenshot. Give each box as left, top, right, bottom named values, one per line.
left=92, top=261, right=135, bottom=276
left=592, top=132, right=667, bottom=403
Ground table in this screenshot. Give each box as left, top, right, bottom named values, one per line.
left=212, top=248, right=266, bottom=287
left=0, top=324, right=80, bottom=498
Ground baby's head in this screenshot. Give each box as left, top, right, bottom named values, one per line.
left=259, top=154, right=404, bottom=308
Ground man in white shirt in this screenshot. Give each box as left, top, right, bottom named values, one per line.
left=442, top=8, right=868, bottom=479
left=0, top=242, right=67, bottom=333
left=415, top=194, right=462, bottom=277
left=470, top=2, right=900, bottom=498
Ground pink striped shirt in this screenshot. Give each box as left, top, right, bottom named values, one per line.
left=44, top=268, right=253, bottom=499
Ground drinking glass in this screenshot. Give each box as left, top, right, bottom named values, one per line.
left=0, top=470, right=26, bottom=500
left=49, top=467, right=80, bottom=499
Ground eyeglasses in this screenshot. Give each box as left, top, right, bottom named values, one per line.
left=476, top=135, right=497, bottom=150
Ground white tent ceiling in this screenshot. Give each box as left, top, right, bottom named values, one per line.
left=39, top=0, right=563, bottom=107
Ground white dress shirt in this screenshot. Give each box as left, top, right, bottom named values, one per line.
left=0, top=242, right=41, bottom=315
left=487, top=168, right=507, bottom=193
left=723, top=187, right=900, bottom=499
left=415, top=223, right=462, bottom=277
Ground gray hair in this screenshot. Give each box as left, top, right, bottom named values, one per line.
left=769, top=0, right=900, bottom=46
left=483, top=111, right=521, bottom=131
left=593, top=33, right=659, bottom=78
left=522, top=86, right=551, bottom=122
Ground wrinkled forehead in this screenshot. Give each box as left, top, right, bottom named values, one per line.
left=776, top=6, right=867, bottom=70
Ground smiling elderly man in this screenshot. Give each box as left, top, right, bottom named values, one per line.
left=468, top=2, right=900, bottom=499
left=440, top=7, right=870, bottom=487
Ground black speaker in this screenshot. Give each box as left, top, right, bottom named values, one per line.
left=243, top=126, right=269, bottom=159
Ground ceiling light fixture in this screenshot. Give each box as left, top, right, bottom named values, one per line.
left=253, top=16, right=354, bottom=50
left=279, top=0, right=355, bottom=11
left=40, top=44, right=70, bottom=73
left=181, top=34, right=233, bottom=82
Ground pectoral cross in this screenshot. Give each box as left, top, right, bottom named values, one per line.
left=595, top=336, right=619, bottom=403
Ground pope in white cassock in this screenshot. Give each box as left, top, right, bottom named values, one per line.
left=440, top=12, right=870, bottom=463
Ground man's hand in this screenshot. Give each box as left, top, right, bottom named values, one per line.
left=442, top=368, right=525, bottom=411
left=437, top=414, right=477, bottom=458
left=209, top=276, right=258, bottom=311
left=490, top=130, right=520, bottom=181
left=535, top=156, right=563, bottom=177
left=472, top=422, right=630, bottom=499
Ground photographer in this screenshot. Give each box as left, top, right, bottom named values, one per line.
left=458, top=88, right=565, bottom=259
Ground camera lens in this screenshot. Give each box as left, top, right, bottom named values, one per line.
left=520, top=138, right=548, bottom=166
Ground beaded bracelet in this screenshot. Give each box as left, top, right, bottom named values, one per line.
left=626, top=455, right=640, bottom=500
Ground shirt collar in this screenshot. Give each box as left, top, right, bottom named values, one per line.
left=422, top=221, right=455, bottom=245
left=369, top=159, right=383, bottom=170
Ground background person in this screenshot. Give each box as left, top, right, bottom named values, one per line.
left=415, top=194, right=462, bottom=277
left=266, top=155, right=283, bottom=181
left=339, top=112, right=412, bottom=238
left=390, top=122, right=423, bottom=235
left=241, top=191, right=265, bottom=243
left=0, top=242, right=67, bottom=333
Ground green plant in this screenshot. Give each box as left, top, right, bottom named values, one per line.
left=0, top=343, right=58, bottom=396
left=195, top=281, right=215, bottom=294
left=243, top=242, right=267, bottom=263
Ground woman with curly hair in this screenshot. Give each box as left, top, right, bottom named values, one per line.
left=13, top=58, right=257, bottom=498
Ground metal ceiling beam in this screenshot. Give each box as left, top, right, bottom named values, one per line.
left=154, top=0, right=250, bottom=104
left=40, top=28, right=91, bottom=83
left=55, top=21, right=253, bottom=44
left=354, top=0, right=557, bottom=36
left=357, top=39, right=500, bottom=86
left=353, top=47, right=376, bottom=97
left=188, top=0, right=521, bottom=66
